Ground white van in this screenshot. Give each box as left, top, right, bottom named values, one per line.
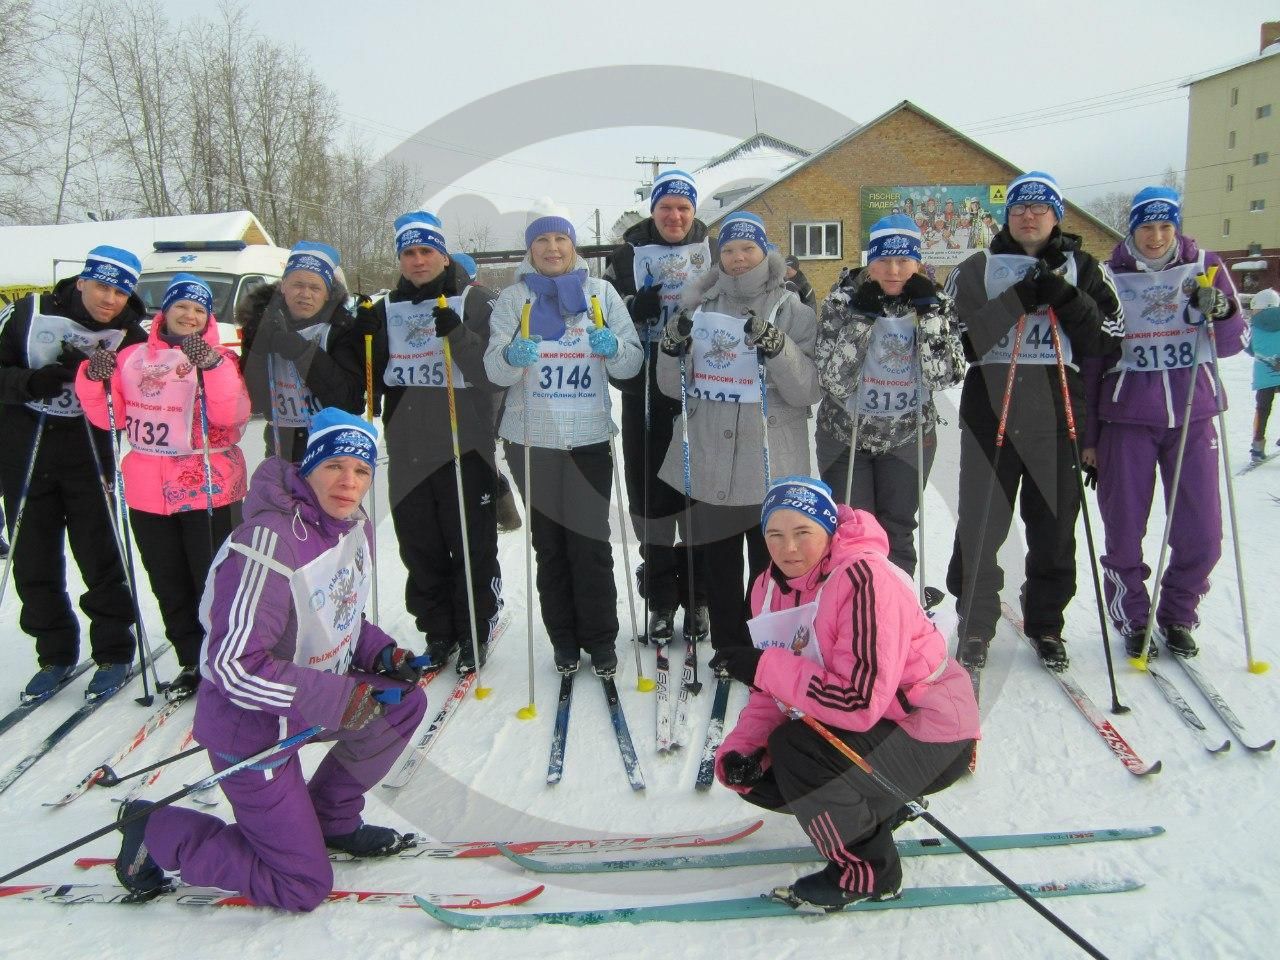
left=136, top=241, right=291, bottom=354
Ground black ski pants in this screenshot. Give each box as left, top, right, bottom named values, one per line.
left=689, top=501, right=769, bottom=653
left=129, top=504, right=240, bottom=667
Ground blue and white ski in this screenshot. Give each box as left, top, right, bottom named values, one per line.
left=546, top=671, right=575, bottom=785
left=694, top=677, right=732, bottom=790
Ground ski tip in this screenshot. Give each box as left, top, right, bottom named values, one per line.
left=516, top=704, right=537, bottom=720
left=1247, top=660, right=1271, bottom=675
left=474, top=686, right=493, bottom=700
left=507, top=884, right=546, bottom=906
left=1249, top=738, right=1276, bottom=752
left=636, top=678, right=656, bottom=693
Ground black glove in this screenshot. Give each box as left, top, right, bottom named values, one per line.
left=721, top=748, right=766, bottom=788
left=901, top=273, right=940, bottom=310
left=743, top=309, right=785, bottom=359
left=376, top=644, right=431, bottom=683
left=1195, top=285, right=1230, bottom=320
left=852, top=279, right=885, bottom=315
left=630, top=284, right=664, bottom=325
left=180, top=333, right=222, bottom=370
left=264, top=312, right=312, bottom=360
left=660, top=310, right=694, bottom=357
left=28, top=363, right=76, bottom=399
left=718, top=645, right=763, bottom=686
left=85, top=347, right=118, bottom=382
left=59, top=342, right=91, bottom=369
left=1081, top=462, right=1098, bottom=490
left=433, top=304, right=462, bottom=339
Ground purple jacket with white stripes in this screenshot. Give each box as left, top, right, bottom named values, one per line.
left=193, top=457, right=392, bottom=758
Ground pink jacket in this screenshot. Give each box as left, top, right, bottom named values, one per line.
left=77, top=314, right=250, bottom=515
left=716, top=505, right=979, bottom=792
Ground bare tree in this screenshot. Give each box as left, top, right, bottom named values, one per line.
left=0, top=0, right=46, bottom=222
left=1086, top=191, right=1131, bottom=235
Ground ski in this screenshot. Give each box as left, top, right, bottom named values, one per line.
left=964, top=663, right=981, bottom=774
left=0, top=882, right=544, bottom=910
left=1171, top=652, right=1275, bottom=752
left=694, top=677, right=732, bottom=790
left=1001, top=604, right=1160, bottom=776
left=603, top=675, right=645, bottom=790
left=496, top=825, right=1165, bottom=874
left=0, top=672, right=138, bottom=797
left=1145, top=661, right=1230, bottom=753
left=546, top=671, right=575, bottom=785
left=416, top=877, right=1142, bottom=928
left=382, top=615, right=511, bottom=790
left=76, top=820, right=767, bottom=866
left=45, top=699, right=186, bottom=807
left=121, top=727, right=195, bottom=803
left=0, top=660, right=95, bottom=739
left=670, top=636, right=698, bottom=748
left=654, top=643, right=673, bottom=752
left=1235, top=451, right=1279, bottom=476
left=412, top=613, right=511, bottom=695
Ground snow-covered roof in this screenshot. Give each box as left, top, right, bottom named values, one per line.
left=0, top=211, right=273, bottom=287
left=1183, top=40, right=1280, bottom=87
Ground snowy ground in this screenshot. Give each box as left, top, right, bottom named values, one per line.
left=1, top=353, right=1277, bottom=960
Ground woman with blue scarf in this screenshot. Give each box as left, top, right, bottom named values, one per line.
left=484, top=213, right=642, bottom=676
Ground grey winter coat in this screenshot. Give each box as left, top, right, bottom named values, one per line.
left=656, top=250, right=820, bottom=506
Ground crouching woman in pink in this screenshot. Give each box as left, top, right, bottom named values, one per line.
left=714, top=476, right=978, bottom=909
left=113, top=408, right=428, bottom=910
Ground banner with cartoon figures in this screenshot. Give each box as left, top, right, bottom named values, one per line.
left=0, top=284, right=53, bottom=307
left=860, top=185, right=1008, bottom=267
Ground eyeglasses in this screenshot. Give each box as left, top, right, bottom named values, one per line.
left=1007, top=202, right=1052, bottom=217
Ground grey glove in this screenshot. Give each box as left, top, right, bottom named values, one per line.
left=1195, top=285, right=1230, bottom=320
left=660, top=310, right=693, bottom=357
left=743, top=309, right=784, bottom=359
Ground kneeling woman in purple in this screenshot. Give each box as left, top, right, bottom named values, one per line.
left=114, top=408, right=428, bottom=910
left=714, top=477, right=978, bottom=909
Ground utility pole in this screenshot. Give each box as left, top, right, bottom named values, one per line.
left=635, top=156, right=677, bottom=202
left=594, top=209, right=601, bottom=245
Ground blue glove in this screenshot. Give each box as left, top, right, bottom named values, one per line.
left=504, top=335, right=542, bottom=368
left=588, top=325, right=619, bottom=359
left=373, top=687, right=403, bottom=705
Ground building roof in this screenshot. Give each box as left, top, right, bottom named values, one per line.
left=704, top=100, right=1123, bottom=241
left=0, top=211, right=274, bottom=287
left=1183, top=42, right=1280, bottom=87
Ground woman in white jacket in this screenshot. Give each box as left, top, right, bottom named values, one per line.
left=484, top=215, right=642, bottom=675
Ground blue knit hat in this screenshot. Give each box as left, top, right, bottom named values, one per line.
left=1129, top=186, right=1182, bottom=235
left=394, top=211, right=448, bottom=257
left=161, top=273, right=214, bottom=315
left=525, top=215, right=576, bottom=249
left=761, top=476, right=839, bottom=535
left=451, top=252, right=477, bottom=280
left=299, top=407, right=379, bottom=478
left=1005, top=171, right=1064, bottom=223
left=650, top=169, right=698, bottom=212
left=718, top=211, right=768, bottom=254
left=80, top=245, right=141, bottom=295
left=867, top=214, right=922, bottom=262
left=284, top=241, right=341, bottom=289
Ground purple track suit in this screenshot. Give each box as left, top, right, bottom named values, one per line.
left=1082, top=235, right=1243, bottom=634
left=143, top=457, right=426, bottom=911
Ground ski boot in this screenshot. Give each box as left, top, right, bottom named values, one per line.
left=1123, top=628, right=1157, bottom=660
left=495, top=479, right=522, bottom=532
left=591, top=648, right=619, bottom=679
left=1162, top=624, right=1199, bottom=658
left=425, top=638, right=458, bottom=670
left=1251, top=440, right=1266, bottom=463
left=1033, top=635, right=1069, bottom=672
left=771, top=864, right=901, bottom=912
left=115, top=801, right=172, bottom=902
left=324, top=824, right=416, bottom=858
left=957, top=636, right=990, bottom=670
left=647, top=608, right=675, bottom=646
left=682, top=603, right=710, bottom=641
left=85, top=662, right=131, bottom=701
left=22, top=663, right=76, bottom=704
left=554, top=648, right=580, bottom=675
left=164, top=666, right=201, bottom=703
left=455, top=641, right=487, bottom=676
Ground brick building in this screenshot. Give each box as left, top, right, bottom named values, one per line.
left=705, top=100, right=1121, bottom=295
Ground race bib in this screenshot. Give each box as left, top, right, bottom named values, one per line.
left=25, top=311, right=125, bottom=417
left=688, top=309, right=760, bottom=404
left=119, top=346, right=198, bottom=454
left=979, top=253, right=1077, bottom=367
left=383, top=293, right=468, bottom=389
left=526, top=319, right=603, bottom=413
left=631, top=241, right=711, bottom=343
left=1112, top=257, right=1210, bottom=373
left=848, top=314, right=922, bottom=419
left=271, top=322, right=329, bottom=428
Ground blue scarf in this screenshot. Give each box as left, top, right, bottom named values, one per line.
left=523, top=269, right=590, bottom=340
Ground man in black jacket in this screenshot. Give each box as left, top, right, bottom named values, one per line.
left=604, top=169, right=712, bottom=645
left=784, top=255, right=817, bottom=311
left=358, top=211, right=503, bottom=674
left=0, top=246, right=148, bottom=702
left=943, top=172, right=1123, bottom=671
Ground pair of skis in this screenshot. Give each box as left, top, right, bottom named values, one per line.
left=0, top=659, right=95, bottom=739
left=548, top=672, right=644, bottom=791
left=651, top=623, right=735, bottom=790
left=1143, top=638, right=1274, bottom=753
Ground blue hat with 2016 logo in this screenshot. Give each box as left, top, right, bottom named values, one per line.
left=1004, top=171, right=1065, bottom=223
left=299, top=407, right=379, bottom=478
left=80, top=245, right=142, bottom=295
left=867, top=214, right=922, bottom=263
left=1128, top=186, right=1181, bottom=235
left=761, top=476, right=840, bottom=535
left=161, top=273, right=215, bottom=314
left=284, top=241, right=341, bottom=289
left=650, top=169, right=698, bottom=212
left=395, top=211, right=449, bottom=257
left=718, top=211, right=768, bottom=254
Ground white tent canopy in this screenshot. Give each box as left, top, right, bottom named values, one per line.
left=0, top=211, right=273, bottom=288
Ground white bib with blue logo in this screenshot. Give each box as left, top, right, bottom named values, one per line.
left=25, top=311, right=126, bottom=417
left=688, top=308, right=766, bottom=405
left=979, top=253, right=1078, bottom=367
left=1111, top=254, right=1210, bottom=374
left=525, top=316, right=603, bottom=414
left=271, top=322, right=330, bottom=428
left=383, top=291, right=469, bottom=389
left=288, top=524, right=371, bottom=677
left=847, top=314, right=922, bottom=418
left=631, top=241, right=712, bottom=343
left=748, top=575, right=826, bottom=719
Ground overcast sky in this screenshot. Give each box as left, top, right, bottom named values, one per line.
left=122, top=0, right=1278, bottom=246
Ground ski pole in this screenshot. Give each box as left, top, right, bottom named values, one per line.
left=842, top=369, right=864, bottom=507
left=958, top=313, right=1026, bottom=646
left=0, top=411, right=46, bottom=611
left=265, top=351, right=283, bottom=459
left=0, top=725, right=323, bottom=885
left=363, top=333, right=381, bottom=626
left=93, top=741, right=206, bottom=788
left=438, top=297, right=490, bottom=698
left=196, top=370, right=216, bottom=557
left=791, top=709, right=1114, bottom=960
left=1196, top=269, right=1268, bottom=674
left=677, top=339, right=703, bottom=696
left=96, top=385, right=161, bottom=705
left=516, top=298, right=538, bottom=720
left=1046, top=308, right=1127, bottom=714
left=641, top=344, right=652, bottom=650
left=1133, top=320, right=1208, bottom=672
left=591, top=295, right=653, bottom=693
left=747, top=309, right=771, bottom=488
left=914, top=333, right=928, bottom=606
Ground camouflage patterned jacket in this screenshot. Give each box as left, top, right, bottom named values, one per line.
left=815, top=268, right=965, bottom=456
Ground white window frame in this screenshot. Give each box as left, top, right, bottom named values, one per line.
left=791, top=221, right=842, bottom=261
left=1249, top=199, right=1266, bottom=212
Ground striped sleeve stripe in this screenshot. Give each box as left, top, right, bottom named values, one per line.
left=213, top=526, right=296, bottom=710
left=804, top=561, right=878, bottom=712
